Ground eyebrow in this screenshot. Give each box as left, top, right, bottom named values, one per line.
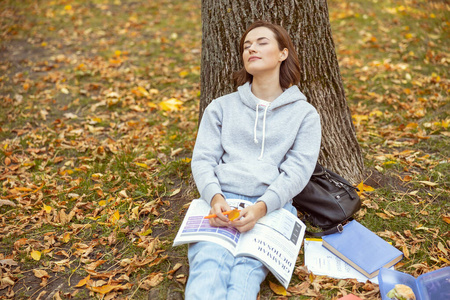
left=243, top=37, right=270, bottom=44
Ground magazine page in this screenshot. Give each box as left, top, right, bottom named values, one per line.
left=172, top=199, right=254, bottom=254
left=236, top=208, right=306, bottom=288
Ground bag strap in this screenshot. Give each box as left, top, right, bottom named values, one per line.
left=321, top=170, right=359, bottom=191
left=305, top=223, right=344, bottom=237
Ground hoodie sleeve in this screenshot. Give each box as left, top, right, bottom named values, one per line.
left=257, top=108, right=321, bottom=214
left=191, top=101, right=224, bottom=204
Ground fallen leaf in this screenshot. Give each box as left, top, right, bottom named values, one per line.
left=442, top=215, right=450, bottom=224
left=0, top=259, right=18, bottom=266
left=33, top=269, right=49, bottom=279
left=43, top=204, right=52, bottom=213
left=0, top=199, right=16, bottom=207
left=159, top=98, right=183, bottom=111
left=437, top=242, right=448, bottom=255
left=110, top=210, right=120, bottom=224
left=31, top=250, right=42, bottom=261
left=417, top=180, right=438, bottom=187
left=269, top=280, right=287, bottom=296
left=75, top=275, right=91, bottom=287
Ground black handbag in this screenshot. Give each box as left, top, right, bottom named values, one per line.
left=292, top=163, right=361, bottom=236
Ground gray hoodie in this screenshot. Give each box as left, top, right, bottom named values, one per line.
left=191, top=82, right=321, bottom=214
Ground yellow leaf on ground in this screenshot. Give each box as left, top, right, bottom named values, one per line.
left=356, top=182, right=375, bottom=196
left=75, top=275, right=90, bottom=287
left=135, top=162, right=149, bottom=169
left=31, top=250, right=41, bottom=261
left=62, top=233, right=71, bottom=243
left=140, top=228, right=153, bottom=236
left=269, top=281, right=287, bottom=296
left=159, top=98, right=183, bottom=112
left=110, top=211, right=120, bottom=224
left=43, top=204, right=52, bottom=213
left=179, top=70, right=189, bottom=78
left=376, top=212, right=393, bottom=220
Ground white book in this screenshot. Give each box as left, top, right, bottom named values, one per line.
left=173, top=199, right=306, bottom=289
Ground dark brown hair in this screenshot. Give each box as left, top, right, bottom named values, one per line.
left=233, top=20, right=301, bottom=89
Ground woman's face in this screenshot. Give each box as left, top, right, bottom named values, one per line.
left=242, top=26, right=287, bottom=77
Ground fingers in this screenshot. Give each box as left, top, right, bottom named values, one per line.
left=231, top=208, right=256, bottom=232
left=208, top=200, right=232, bottom=227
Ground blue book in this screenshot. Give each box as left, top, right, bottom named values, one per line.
left=322, top=220, right=403, bottom=278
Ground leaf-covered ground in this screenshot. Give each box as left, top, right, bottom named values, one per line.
left=0, top=0, right=448, bottom=299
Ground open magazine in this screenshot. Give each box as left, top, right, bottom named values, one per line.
left=173, top=199, right=306, bottom=288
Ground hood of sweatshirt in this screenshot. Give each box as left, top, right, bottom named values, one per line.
left=237, top=82, right=307, bottom=160
left=237, top=82, right=307, bottom=111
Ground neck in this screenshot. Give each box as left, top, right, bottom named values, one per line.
left=251, top=75, right=283, bottom=102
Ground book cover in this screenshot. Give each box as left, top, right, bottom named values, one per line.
left=322, top=220, right=403, bottom=278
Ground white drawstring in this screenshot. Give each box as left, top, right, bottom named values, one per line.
left=258, top=104, right=269, bottom=160
left=254, top=103, right=260, bottom=144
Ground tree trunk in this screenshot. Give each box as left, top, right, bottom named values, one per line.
left=200, top=0, right=364, bottom=184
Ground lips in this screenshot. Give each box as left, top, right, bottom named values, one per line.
left=248, top=56, right=261, bottom=62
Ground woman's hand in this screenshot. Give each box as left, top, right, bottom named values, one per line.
left=231, top=201, right=267, bottom=232
left=208, top=194, right=232, bottom=227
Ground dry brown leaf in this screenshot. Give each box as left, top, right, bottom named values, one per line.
left=376, top=212, right=393, bottom=220
left=0, top=199, right=16, bottom=207
left=141, top=272, right=164, bottom=290
left=402, top=245, right=410, bottom=259
left=85, top=260, right=106, bottom=270
left=287, top=281, right=310, bottom=295
left=437, top=242, right=448, bottom=256
left=0, top=259, right=18, bottom=266
left=33, top=269, right=49, bottom=279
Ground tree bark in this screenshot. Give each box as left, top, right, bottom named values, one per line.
left=200, top=0, right=364, bottom=184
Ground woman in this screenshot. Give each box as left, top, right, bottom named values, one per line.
left=186, top=20, right=321, bottom=299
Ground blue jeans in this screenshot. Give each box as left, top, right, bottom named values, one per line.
left=185, top=193, right=297, bottom=300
